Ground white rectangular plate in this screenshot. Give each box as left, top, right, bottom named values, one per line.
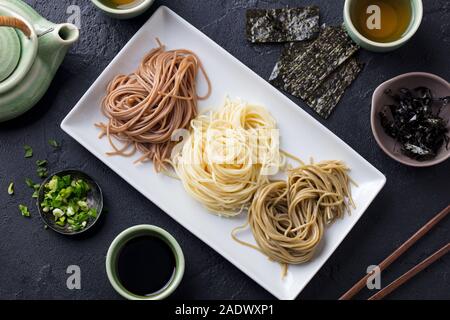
left=61, top=6, right=386, bottom=300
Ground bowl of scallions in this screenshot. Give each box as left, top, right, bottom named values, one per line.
left=37, top=170, right=103, bottom=235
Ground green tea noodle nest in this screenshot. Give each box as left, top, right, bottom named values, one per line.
left=233, top=160, right=354, bottom=273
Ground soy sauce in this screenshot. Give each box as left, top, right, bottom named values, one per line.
left=117, top=235, right=176, bottom=296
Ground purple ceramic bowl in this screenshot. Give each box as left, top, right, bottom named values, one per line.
left=371, top=72, right=450, bottom=167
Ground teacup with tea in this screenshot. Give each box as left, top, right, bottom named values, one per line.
left=344, top=0, right=423, bottom=52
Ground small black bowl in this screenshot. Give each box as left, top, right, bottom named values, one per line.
left=37, top=170, right=103, bottom=235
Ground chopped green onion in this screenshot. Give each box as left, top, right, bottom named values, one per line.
left=19, top=204, right=30, bottom=217
left=36, top=159, right=48, bottom=178
left=63, top=175, right=71, bottom=186
left=36, top=160, right=47, bottom=167
left=37, top=167, right=48, bottom=178
left=48, top=139, right=59, bottom=148
left=41, top=175, right=94, bottom=231
left=88, top=208, right=97, bottom=218
left=24, top=145, right=33, bottom=158
left=26, top=178, right=40, bottom=191
left=7, top=182, right=14, bottom=195
left=25, top=178, right=35, bottom=188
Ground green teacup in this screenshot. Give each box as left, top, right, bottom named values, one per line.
left=106, top=225, right=185, bottom=300
left=90, top=0, right=154, bottom=19
left=343, top=0, right=423, bottom=52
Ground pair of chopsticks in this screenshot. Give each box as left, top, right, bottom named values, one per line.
left=340, top=204, right=450, bottom=300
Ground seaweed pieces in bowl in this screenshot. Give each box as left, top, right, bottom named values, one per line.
left=37, top=170, right=103, bottom=235
left=379, top=87, right=449, bottom=161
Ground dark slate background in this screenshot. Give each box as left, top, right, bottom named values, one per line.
left=0, top=0, right=449, bottom=300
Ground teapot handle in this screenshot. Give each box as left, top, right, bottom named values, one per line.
left=0, top=16, right=31, bottom=38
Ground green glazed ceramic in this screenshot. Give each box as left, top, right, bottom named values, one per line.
left=90, top=0, right=154, bottom=19
left=0, top=27, right=21, bottom=82
left=0, top=0, right=79, bottom=122
left=106, top=225, right=185, bottom=300
left=343, top=0, right=423, bottom=52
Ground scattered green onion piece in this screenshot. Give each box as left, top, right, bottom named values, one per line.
left=24, top=145, right=33, bottom=158
left=37, top=167, right=48, bottom=178
left=48, top=139, right=59, bottom=148
left=25, top=178, right=35, bottom=188
left=27, top=181, right=40, bottom=190
left=36, top=160, right=47, bottom=167
left=19, top=205, right=30, bottom=217
left=8, top=182, right=14, bottom=195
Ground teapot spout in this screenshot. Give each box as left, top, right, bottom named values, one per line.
left=53, top=23, right=79, bottom=46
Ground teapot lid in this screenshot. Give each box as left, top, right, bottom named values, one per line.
left=0, top=27, right=21, bottom=82
left=0, top=6, right=37, bottom=94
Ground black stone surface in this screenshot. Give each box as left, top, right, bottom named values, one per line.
left=0, top=0, right=449, bottom=300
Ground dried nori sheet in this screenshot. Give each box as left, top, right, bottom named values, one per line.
left=273, top=26, right=359, bottom=100
left=269, top=41, right=312, bottom=90
left=305, top=58, right=363, bottom=119
left=269, top=26, right=362, bottom=118
left=246, top=7, right=320, bottom=43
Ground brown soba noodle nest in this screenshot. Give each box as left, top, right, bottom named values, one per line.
left=233, top=160, right=355, bottom=275
left=96, top=40, right=211, bottom=172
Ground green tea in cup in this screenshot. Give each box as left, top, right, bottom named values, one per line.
left=350, top=0, right=413, bottom=43
left=99, top=0, right=144, bottom=10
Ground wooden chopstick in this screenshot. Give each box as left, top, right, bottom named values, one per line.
left=339, top=204, right=450, bottom=300
left=368, top=243, right=450, bottom=300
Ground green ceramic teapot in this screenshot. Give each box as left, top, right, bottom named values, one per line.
left=0, top=0, right=79, bottom=122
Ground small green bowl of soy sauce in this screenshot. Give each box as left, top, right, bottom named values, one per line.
left=106, top=225, right=185, bottom=300
left=91, top=0, right=154, bottom=19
